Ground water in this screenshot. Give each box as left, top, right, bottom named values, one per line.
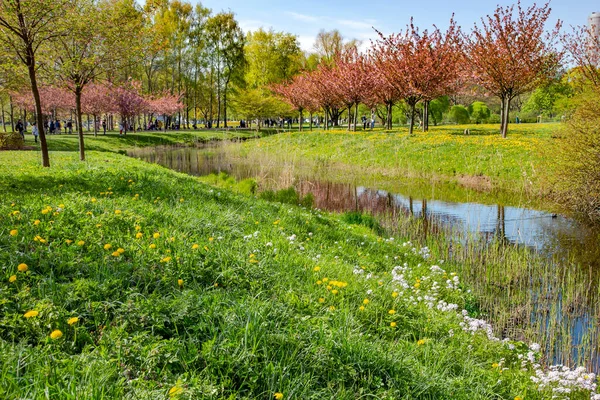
left=129, top=143, right=600, bottom=372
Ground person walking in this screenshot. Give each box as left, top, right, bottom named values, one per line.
left=31, top=123, right=39, bottom=143
left=15, top=119, right=24, bottom=140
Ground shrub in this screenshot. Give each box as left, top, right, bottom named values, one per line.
left=468, top=101, right=491, bottom=124
left=449, top=105, right=470, bottom=124
left=552, top=91, right=600, bottom=222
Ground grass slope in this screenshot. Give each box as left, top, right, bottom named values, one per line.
left=0, top=151, right=593, bottom=399
left=228, top=124, right=557, bottom=198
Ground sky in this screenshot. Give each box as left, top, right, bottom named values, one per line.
left=195, top=0, right=598, bottom=51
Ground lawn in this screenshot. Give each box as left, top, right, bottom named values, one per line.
left=0, top=150, right=594, bottom=399
left=225, top=123, right=560, bottom=199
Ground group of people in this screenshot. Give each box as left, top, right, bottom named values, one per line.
left=361, top=114, right=376, bottom=130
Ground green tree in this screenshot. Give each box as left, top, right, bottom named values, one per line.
left=245, top=28, right=302, bottom=88
left=468, top=101, right=491, bottom=123
left=0, top=0, right=68, bottom=167
left=449, top=105, right=470, bottom=124
left=55, top=0, right=143, bottom=161
left=205, top=12, right=245, bottom=128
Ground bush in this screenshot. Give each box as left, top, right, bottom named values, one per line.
left=449, top=105, right=470, bottom=124
left=552, top=91, right=600, bottom=222
left=468, top=102, right=491, bottom=124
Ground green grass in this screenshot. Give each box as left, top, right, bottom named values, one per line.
left=219, top=123, right=559, bottom=203
left=0, top=151, right=595, bottom=399
left=23, top=129, right=275, bottom=153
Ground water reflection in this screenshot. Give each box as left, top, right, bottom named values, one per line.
left=129, top=144, right=600, bottom=372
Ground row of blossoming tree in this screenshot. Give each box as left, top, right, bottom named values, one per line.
left=273, top=2, right=599, bottom=138
left=11, top=81, right=183, bottom=137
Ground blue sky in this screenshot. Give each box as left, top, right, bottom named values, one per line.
left=195, top=0, right=598, bottom=51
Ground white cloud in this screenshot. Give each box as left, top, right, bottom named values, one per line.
left=297, top=35, right=315, bottom=52
left=337, top=19, right=374, bottom=31
left=239, top=19, right=270, bottom=33
left=285, top=11, right=320, bottom=23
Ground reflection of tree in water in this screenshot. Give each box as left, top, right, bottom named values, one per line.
left=131, top=145, right=600, bottom=372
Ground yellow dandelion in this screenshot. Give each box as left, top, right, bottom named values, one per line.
left=204, top=246, right=209, bottom=251
left=24, top=310, right=39, bottom=318
left=417, top=339, right=427, bottom=346
left=77, top=240, right=85, bottom=246
left=111, top=251, right=120, bottom=257
left=331, top=289, right=339, bottom=295
left=322, top=278, right=329, bottom=283
left=104, top=244, right=112, bottom=250
left=329, top=306, right=335, bottom=311
left=359, top=306, right=365, bottom=311
left=149, top=244, right=156, bottom=249
left=153, top=232, right=160, bottom=239
left=514, top=397, right=523, bottom=400
left=388, top=309, right=396, bottom=315
left=390, top=322, right=397, bottom=327
left=179, top=198, right=184, bottom=203
left=392, top=292, right=399, bottom=298
left=9, top=229, right=18, bottom=236
left=161, top=257, right=172, bottom=263
left=178, top=279, right=183, bottom=287
left=65, top=239, right=73, bottom=244
left=209, top=237, right=214, bottom=242
left=91, top=198, right=97, bottom=203
left=168, top=386, right=184, bottom=397
left=135, top=225, right=141, bottom=231
left=492, top=363, right=500, bottom=369
left=363, top=299, right=370, bottom=305
left=316, top=280, right=322, bottom=285
left=115, top=210, right=122, bottom=215
left=41, top=209, right=49, bottom=215
left=191, top=244, right=199, bottom=249
left=326, top=285, right=332, bottom=290
left=9, top=275, right=16, bottom=283
left=136, top=232, right=143, bottom=239
left=67, top=317, right=79, bottom=325
left=117, top=248, right=125, bottom=254
left=414, top=282, right=421, bottom=288
left=17, top=263, right=28, bottom=272
left=34, top=220, right=40, bottom=225
left=274, top=393, right=283, bottom=400
left=50, top=329, right=63, bottom=339
left=313, top=266, right=320, bottom=272
left=318, top=297, right=325, bottom=303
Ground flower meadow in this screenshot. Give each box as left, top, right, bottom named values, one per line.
left=0, top=151, right=597, bottom=399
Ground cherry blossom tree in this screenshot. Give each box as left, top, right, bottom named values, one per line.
left=113, top=81, right=147, bottom=135
left=562, top=24, right=600, bottom=90
left=331, top=48, right=372, bottom=131
left=147, top=92, right=184, bottom=132
left=81, top=83, right=114, bottom=136
left=463, top=1, right=562, bottom=137
left=272, top=74, right=316, bottom=131
left=373, top=20, right=439, bottom=135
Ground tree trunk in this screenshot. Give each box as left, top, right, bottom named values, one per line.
left=9, top=96, right=14, bottom=133
left=499, top=95, right=505, bottom=134
left=408, top=100, right=417, bottom=136
left=501, top=97, right=510, bottom=138
left=27, top=58, right=50, bottom=167
left=309, top=112, right=313, bottom=131
left=75, top=86, right=85, bottom=161
left=347, top=103, right=352, bottom=131
left=422, top=100, right=429, bottom=132
left=354, top=103, right=359, bottom=132
left=1, top=98, right=5, bottom=132
left=299, top=109, right=303, bottom=132
left=385, top=103, right=394, bottom=131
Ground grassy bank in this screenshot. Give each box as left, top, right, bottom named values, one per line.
left=222, top=123, right=558, bottom=201
left=0, top=151, right=595, bottom=399
left=24, top=129, right=273, bottom=153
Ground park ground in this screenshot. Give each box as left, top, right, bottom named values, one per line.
left=3, top=123, right=593, bottom=399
